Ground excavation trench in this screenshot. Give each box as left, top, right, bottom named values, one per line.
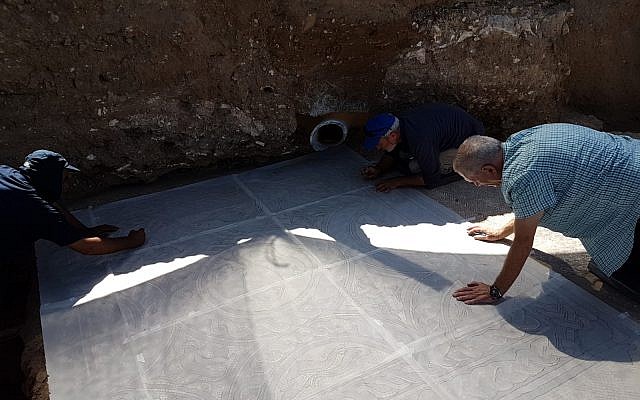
left=1, top=0, right=639, bottom=398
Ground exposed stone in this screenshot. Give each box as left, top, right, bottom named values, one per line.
left=0, top=0, right=638, bottom=198
left=559, top=111, right=605, bottom=130
left=230, top=107, right=265, bottom=138
left=386, top=2, right=575, bottom=136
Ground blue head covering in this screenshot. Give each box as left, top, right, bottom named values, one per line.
left=19, top=150, right=80, bottom=202
left=363, top=113, right=400, bottom=150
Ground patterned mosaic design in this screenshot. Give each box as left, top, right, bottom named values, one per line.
left=38, top=147, right=640, bottom=400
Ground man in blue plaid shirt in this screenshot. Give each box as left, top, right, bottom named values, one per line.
left=450, top=123, right=640, bottom=304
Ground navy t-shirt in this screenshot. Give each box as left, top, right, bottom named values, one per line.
left=390, top=103, right=484, bottom=187
left=0, top=165, right=86, bottom=259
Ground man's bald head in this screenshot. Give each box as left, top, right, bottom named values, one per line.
left=453, top=135, right=503, bottom=177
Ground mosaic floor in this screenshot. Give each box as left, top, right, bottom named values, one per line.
left=38, top=146, right=640, bottom=400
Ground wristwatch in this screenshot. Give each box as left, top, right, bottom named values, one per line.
left=489, top=284, right=503, bottom=300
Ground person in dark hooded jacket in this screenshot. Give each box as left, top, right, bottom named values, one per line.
left=0, top=150, right=146, bottom=259
left=1, top=150, right=146, bottom=327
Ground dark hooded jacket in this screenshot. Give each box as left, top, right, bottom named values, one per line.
left=0, top=160, right=85, bottom=261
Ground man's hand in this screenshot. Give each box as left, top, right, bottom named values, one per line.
left=90, top=224, right=119, bottom=237
left=455, top=214, right=541, bottom=307
left=466, top=225, right=507, bottom=242
left=375, top=177, right=402, bottom=192
left=375, top=175, right=425, bottom=193
left=452, top=281, right=496, bottom=304
left=127, top=228, right=146, bottom=247
left=360, top=165, right=381, bottom=179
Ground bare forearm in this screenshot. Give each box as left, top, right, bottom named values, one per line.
left=493, top=213, right=540, bottom=294
left=69, top=229, right=145, bottom=255
left=498, top=216, right=515, bottom=238
left=397, top=175, right=425, bottom=188
left=454, top=212, right=542, bottom=304
left=492, top=236, right=533, bottom=294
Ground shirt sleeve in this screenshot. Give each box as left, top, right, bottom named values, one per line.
left=25, top=192, right=88, bottom=247
left=504, top=170, right=557, bottom=219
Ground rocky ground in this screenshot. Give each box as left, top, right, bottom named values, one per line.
left=0, top=0, right=587, bottom=198
left=2, top=0, right=637, bottom=201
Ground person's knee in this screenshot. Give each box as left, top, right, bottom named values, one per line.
left=0, top=257, right=37, bottom=307
left=612, top=264, right=640, bottom=292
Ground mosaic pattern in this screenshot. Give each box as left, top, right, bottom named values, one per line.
left=38, top=146, right=640, bottom=400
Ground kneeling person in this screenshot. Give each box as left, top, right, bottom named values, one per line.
left=452, top=124, right=640, bottom=304
left=360, top=103, right=485, bottom=192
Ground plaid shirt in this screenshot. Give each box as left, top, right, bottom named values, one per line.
left=502, top=123, right=640, bottom=276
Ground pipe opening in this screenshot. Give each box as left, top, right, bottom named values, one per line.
left=317, top=124, right=344, bottom=145
left=309, top=119, right=348, bottom=151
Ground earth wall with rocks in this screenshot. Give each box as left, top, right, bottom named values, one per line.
left=1, top=0, right=638, bottom=196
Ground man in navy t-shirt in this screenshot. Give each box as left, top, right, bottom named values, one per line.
left=360, top=103, right=485, bottom=191
left=1, top=150, right=146, bottom=259
left=1, top=150, right=146, bottom=325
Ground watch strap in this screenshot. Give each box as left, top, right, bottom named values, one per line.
left=489, top=284, right=503, bottom=300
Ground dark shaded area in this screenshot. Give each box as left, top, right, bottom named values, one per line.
left=317, top=124, right=345, bottom=146
left=562, top=0, right=640, bottom=131
left=0, top=256, right=38, bottom=400
left=0, top=335, right=27, bottom=400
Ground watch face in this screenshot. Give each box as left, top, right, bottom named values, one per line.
left=490, top=285, right=502, bottom=299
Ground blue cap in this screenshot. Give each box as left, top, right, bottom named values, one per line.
left=19, top=150, right=79, bottom=202
left=363, top=113, right=400, bottom=150
left=22, top=150, right=80, bottom=173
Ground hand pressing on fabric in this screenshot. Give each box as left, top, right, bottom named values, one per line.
left=466, top=219, right=514, bottom=242
left=456, top=214, right=541, bottom=306
left=452, top=281, right=496, bottom=304
left=126, top=228, right=146, bottom=247
left=375, top=175, right=425, bottom=193
left=360, top=165, right=381, bottom=179
left=375, top=177, right=402, bottom=192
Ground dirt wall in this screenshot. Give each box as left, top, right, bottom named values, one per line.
left=0, top=0, right=636, bottom=196
left=561, top=0, right=640, bottom=131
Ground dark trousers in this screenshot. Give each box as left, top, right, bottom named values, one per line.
left=611, top=219, right=640, bottom=295
left=0, top=249, right=37, bottom=330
